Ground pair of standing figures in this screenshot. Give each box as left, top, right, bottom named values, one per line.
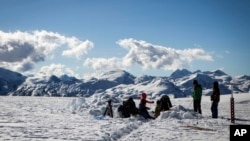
left=192, top=80, right=220, bottom=118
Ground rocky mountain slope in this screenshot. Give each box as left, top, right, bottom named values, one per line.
left=1, top=68, right=249, bottom=98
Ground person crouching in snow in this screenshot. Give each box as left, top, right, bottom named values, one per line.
left=139, top=93, right=155, bottom=119
left=154, top=100, right=161, bottom=118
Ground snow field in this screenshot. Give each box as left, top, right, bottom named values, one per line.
left=0, top=93, right=249, bottom=141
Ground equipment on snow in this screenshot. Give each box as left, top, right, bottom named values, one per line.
left=103, top=99, right=113, bottom=118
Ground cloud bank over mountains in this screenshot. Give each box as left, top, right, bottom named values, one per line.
left=37, top=64, right=79, bottom=78
left=0, top=30, right=213, bottom=77
left=119, top=38, right=213, bottom=70
left=0, top=30, right=93, bottom=72
left=85, top=38, right=213, bottom=71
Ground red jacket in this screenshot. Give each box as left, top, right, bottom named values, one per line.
left=140, top=93, right=154, bottom=108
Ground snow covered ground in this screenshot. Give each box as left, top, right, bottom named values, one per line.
left=0, top=93, right=249, bottom=141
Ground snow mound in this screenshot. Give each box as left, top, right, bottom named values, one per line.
left=66, top=97, right=200, bottom=120
left=67, top=97, right=108, bottom=116
left=158, top=105, right=198, bottom=119
left=67, top=97, right=89, bottom=113
left=88, top=109, right=104, bottom=116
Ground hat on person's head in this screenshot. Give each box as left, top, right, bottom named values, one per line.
left=107, top=99, right=112, bottom=103
left=141, top=93, right=147, bottom=99
left=157, top=100, right=161, bottom=104
left=193, top=80, right=198, bottom=85
left=213, top=81, right=219, bottom=86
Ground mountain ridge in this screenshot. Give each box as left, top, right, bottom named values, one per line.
left=1, top=68, right=249, bottom=98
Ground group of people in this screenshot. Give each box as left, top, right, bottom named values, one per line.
left=105, top=93, right=172, bottom=119
left=104, top=79, right=221, bottom=119
left=139, top=93, right=173, bottom=119
left=113, top=93, right=171, bottom=119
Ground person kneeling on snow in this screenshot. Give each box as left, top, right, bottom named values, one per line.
left=139, top=93, right=155, bottom=119
left=154, top=100, right=161, bottom=118
left=160, top=95, right=172, bottom=111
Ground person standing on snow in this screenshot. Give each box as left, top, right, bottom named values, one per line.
left=192, top=80, right=202, bottom=114
left=139, top=93, right=155, bottom=119
left=211, top=81, right=220, bottom=118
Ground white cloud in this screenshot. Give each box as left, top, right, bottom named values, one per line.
left=84, top=57, right=123, bottom=71
left=176, top=48, right=214, bottom=62
left=37, top=63, right=79, bottom=78
left=0, top=30, right=93, bottom=72
left=117, top=38, right=213, bottom=70
left=84, top=38, right=213, bottom=71
left=62, top=38, right=93, bottom=59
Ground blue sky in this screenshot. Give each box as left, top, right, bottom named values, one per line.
left=0, top=0, right=249, bottom=78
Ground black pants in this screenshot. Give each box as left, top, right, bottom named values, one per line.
left=139, top=105, right=155, bottom=119
left=211, top=101, right=219, bottom=118
left=193, top=100, right=202, bottom=114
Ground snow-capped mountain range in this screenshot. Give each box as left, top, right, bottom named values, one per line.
left=0, top=67, right=249, bottom=98
left=0, top=68, right=26, bottom=95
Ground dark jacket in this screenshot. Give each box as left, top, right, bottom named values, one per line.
left=211, top=88, right=220, bottom=102
left=211, top=81, right=220, bottom=102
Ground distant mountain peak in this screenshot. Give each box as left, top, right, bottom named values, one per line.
left=97, top=69, right=135, bottom=84
left=213, top=69, right=227, bottom=76
left=0, top=67, right=26, bottom=95
left=59, top=74, right=79, bottom=82
left=170, top=69, right=191, bottom=78
left=235, top=75, right=250, bottom=80
left=0, top=67, right=26, bottom=81
left=48, top=75, right=61, bottom=83
left=193, top=70, right=202, bottom=73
